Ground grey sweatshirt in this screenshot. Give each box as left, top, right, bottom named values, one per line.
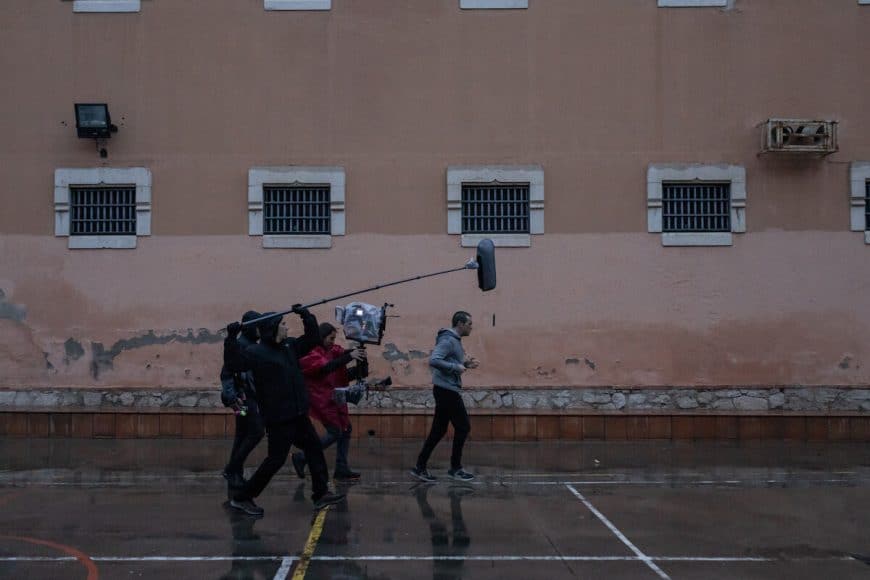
left=429, top=328, right=466, bottom=392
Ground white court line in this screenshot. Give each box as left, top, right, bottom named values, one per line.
left=0, top=555, right=857, bottom=563
left=1, top=475, right=859, bottom=488
left=273, top=556, right=294, bottom=579
left=566, top=484, right=670, bottom=579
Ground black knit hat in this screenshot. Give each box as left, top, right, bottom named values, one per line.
left=257, top=312, right=283, bottom=343
left=240, top=310, right=261, bottom=342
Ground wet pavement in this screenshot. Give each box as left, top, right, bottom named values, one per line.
left=0, top=438, right=868, bottom=579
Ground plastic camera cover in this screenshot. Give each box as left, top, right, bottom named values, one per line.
left=337, top=301, right=384, bottom=345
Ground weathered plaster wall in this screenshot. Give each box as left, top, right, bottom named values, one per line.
left=1, top=233, right=869, bottom=389
left=0, top=0, right=869, bottom=392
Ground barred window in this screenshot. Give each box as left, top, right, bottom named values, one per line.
left=865, top=181, right=870, bottom=231
left=662, top=182, right=731, bottom=233
left=70, top=186, right=136, bottom=235
left=263, top=185, right=330, bottom=235
left=461, top=183, right=530, bottom=234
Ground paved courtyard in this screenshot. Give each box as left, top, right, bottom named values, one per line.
left=1, top=438, right=868, bottom=579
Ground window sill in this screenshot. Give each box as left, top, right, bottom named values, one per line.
left=68, top=235, right=137, bottom=249
left=265, top=0, right=331, bottom=10
left=460, top=0, right=529, bottom=9
left=657, top=0, right=727, bottom=6
left=263, top=235, right=332, bottom=249
left=73, top=0, right=140, bottom=13
left=461, top=233, right=530, bottom=248
left=662, top=233, right=733, bottom=247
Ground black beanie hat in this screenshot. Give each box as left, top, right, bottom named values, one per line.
left=240, top=310, right=261, bottom=342
left=257, top=312, right=283, bottom=343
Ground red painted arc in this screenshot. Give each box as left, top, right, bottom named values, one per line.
left=0, top=534, right=99, bottom=580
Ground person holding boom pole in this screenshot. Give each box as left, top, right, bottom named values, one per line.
left=224, top=306, right=344, bottom=516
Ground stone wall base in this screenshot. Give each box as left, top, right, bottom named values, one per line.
left=1, top=386, right=867, bottom=440
left=2, top=386, right=869, bottom=413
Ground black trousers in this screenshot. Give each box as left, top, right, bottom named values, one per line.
left=240, top=415, right=329, bottom=501
left=224, top=399, right=265, bottom=476
left=416, top=387, right=470, bottom=471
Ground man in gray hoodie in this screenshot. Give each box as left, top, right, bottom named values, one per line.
left=410, top=311, right=479, bottom=482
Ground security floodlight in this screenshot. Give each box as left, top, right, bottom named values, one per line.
left=74, top=103, right=118, bottom=139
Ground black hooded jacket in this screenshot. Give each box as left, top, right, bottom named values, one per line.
left=223, top=311, right=320, bottom=426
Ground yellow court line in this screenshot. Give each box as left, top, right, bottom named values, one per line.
left=291, top=506, right=331, bottom=580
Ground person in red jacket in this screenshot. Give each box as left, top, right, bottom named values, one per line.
left=292, top=322, right=368, bottom=482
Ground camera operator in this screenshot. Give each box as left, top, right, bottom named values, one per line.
left=224, top=307, right=344, bottom=516
left=292, top=323, right=368, bottom=482
left=219, top=310, right=265, bottom=497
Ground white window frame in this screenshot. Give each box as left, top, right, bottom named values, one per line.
left=73, top=0, right=140, bottom=13
left=849, top=162, right=870, bottom=244
left=860, top=1, right=870, bottom=6
left=658, top=0, right=727, bottom=7
left=647, top=164, right=746, bottom=247
left=460, top=0, right=528, bottom=9
left=265, top=0, right=331, bottom=10
left=248, top=166, right=345, bottom=249
left=54, top=167, right=151, bottom=249
left=447, top=165, right=543, bottom=248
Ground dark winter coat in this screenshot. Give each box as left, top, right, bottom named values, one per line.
left=223, top=311, right=320, bottom=426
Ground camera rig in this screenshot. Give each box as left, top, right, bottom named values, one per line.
left=333, top=376, right=392, bottom=406
left=331, top=301, right=394, bottom=404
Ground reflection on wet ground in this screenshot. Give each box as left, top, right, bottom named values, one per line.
left=0, top=439, right=868, bottom=579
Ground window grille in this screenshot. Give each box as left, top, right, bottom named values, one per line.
left=263, top=185, right=331, bottom=235
left=865, top=181, right=870, bottom=231
left=461, top=183, right=530, bottom=234
left=662, top=182, right=731, bottom=233
left=70, top=186, right=136, bottom=235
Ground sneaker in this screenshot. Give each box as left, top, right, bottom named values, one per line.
left=447, top=468, right=474, bottom=481
left=291, top=453, right=306, bottom=479
left=229, top=497, right=264, bottom=517
left=410, top=466, right=437, bottom=483
left=333, top=470, right=361, bottom=482
left=313, top=492, right=345, bottom=510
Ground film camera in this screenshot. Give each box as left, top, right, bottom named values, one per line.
left=332, top=301, right=393, bottom=405
left=334, top=301, right=391, bottom=346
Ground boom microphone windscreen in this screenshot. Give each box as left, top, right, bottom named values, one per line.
left=476, top=238, right=496, bottom=291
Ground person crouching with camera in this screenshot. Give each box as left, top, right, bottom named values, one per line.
left=292, top=322, right=368, bottom=482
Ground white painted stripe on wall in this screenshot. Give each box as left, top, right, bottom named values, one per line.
left=0, top=555, right=857, bottom=563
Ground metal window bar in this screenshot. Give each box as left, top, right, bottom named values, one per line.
left=263, top=185, right=331, bottom=235
left=70, top=186, right=136, bottom=235
left=865, top=181, right=870, bottom=231
left=461, top=183, right=530, bottom=234
left=662, top=182, right=731, bottom=233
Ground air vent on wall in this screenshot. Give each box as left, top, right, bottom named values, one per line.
left=760, top=119, right=838, bottom=155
